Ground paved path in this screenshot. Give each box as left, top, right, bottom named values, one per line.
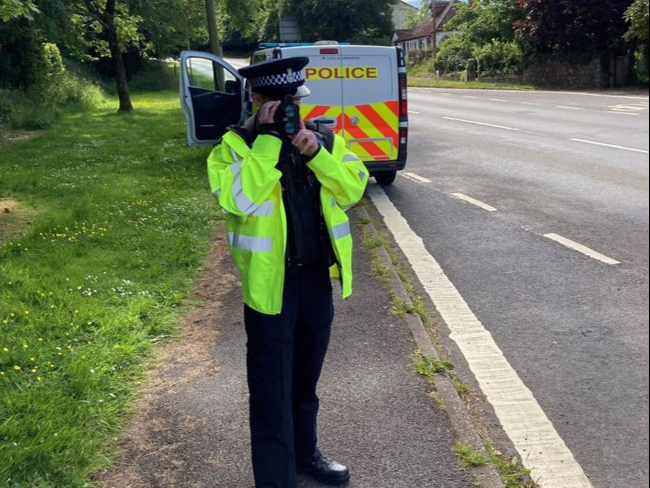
left=97, top=220, right=474, bottom=488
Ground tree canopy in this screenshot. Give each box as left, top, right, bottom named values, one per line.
left=0, top=0, right=39, bottom=21
left=435, top=0, right=524, bottom=76
left=283, top=0, right=395, bottom=44
left=625, top=0, right=649, bottom=45
left=515, top=0, right=635, bottom=56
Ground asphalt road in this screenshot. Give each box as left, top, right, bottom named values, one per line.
left=378, top=87, right=649, bottom=488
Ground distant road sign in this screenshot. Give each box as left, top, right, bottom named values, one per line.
left=280, top=15, right=301, bottom=42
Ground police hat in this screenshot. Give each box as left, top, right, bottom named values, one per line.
left=239, top=57, right=311, bottom=98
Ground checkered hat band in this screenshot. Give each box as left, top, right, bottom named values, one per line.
left=250, top=71, right=305, bottom=88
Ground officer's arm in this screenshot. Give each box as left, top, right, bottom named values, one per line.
left=306, top=135, right=369, bottom=209
left=207, top=135, right=283, bottom=220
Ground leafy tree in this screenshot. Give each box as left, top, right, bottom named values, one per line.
left=404, top=0, right=431, bottom=29
left=445, top=0, right=523, bottom=45
left=515, top=0, right=635, bottom=56
left=65, top=0, right=137, bottom=111
left=284, top=0, right=396, bottom=44
left=625, top=0, right=649, bottom=45
left=130, top=0, right=207, bottom=58
left=0, top=0, right=39, bottom=21
left=434, top=0, right=524, bottom=75
left=255, top=0, right=280, bottom=43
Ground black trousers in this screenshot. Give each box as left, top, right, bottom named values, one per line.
left=244, top=263, right=334, bottom=488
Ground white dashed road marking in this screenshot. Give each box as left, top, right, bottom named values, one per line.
left=451, top=193, right=497, bottom=212
left=368, top=185, right=596, bottom=488
left=408, top=110, right=422, bottom=115
left=556, top=105, right=581, bottom=110
left=570, top=138, right=649, bottom=154
left=490, top=98, right=507, bottom=102
left=444, top=117, right=520, bottom=132
left=544, top=234, right=621, bottom=265
left=402, top=172, right=432, bottom=183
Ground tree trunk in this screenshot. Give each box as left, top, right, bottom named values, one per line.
left=205, top=0, right=225, bottom=90
left=104, top=10, right=133, bottom=112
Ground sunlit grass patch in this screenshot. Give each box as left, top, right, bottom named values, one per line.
left=0, top=90, right=222, bottom=486
left=0, top=198, right=40, bottom=243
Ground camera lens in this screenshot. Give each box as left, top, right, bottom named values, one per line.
left=285, top=105, right=298, bottom=117
left=285, top=122, right=297, bottom=134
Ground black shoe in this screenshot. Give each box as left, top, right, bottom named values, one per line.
left=298, top=454, right=350, bottom=485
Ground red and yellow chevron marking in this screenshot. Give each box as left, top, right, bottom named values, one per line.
left=301, top=101, right=399, bottom=162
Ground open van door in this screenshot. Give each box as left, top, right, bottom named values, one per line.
left=180, top=51, right=247, bottom=147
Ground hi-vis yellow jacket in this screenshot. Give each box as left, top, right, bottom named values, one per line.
left=207, top=129, right=369, bottom=315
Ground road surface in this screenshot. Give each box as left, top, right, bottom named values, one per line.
left=373, top=87, right=649, bottom=488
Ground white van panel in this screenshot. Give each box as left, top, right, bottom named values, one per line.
left=273, top=45, right=402, bottom=163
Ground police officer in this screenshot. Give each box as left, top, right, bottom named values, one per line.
left=207, top=57, right=368, bottom=487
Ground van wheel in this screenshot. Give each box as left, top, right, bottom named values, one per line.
left=375, top=171, right=397, bottom=185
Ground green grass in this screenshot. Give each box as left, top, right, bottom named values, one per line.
left=455, top=442, right=489, bottom=468
left=0, top=90, right=221, bottom=487
left=414, top=352, right=455, bottom=379
left=486, top=443, right=536, bottom=488
left=409, top=77, right=536, bottom=91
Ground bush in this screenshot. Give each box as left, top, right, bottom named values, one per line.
left=434, top=35, right=473, bottom=74
left=0, top=43, right=106, bottom=134
left=474, top=40, right=523, bottom=76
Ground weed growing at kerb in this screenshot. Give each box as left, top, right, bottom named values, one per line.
left=0, top=91, right=222, bottom=487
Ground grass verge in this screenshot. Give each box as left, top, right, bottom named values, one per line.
left=409, top=77, right=536, bottom=91
left=0, top=90, right=221, bottom=487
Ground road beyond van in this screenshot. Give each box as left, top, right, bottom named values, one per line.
left=180, top=43, right=408, bottom=185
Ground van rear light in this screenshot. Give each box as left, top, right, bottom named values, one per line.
left=399, top=76, right=408, bottom=116
left=320, top=48, right=339, bottom=55
left=400, top=99, right=408, bottom=115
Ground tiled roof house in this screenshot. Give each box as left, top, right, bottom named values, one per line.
left=393, top=1, right=459, bottom=58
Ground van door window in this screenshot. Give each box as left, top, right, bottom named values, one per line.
left=184, top=56, right=242, bottom=142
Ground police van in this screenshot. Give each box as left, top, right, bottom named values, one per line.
left=180, top=42, right=408, bottom=185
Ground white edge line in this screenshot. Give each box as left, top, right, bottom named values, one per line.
left=402, top=172, right=432, bottom=183
left=444, top=117, right=519, bottom=132
left=367, top=185, right=596, bottom=488
left=451, top=193, right=497, bottom=212
left=544, top=233, right=620, bottom=265
left=570, top=138, right=649, bottom=154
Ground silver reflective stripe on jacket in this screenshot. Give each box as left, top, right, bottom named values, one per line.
left=343, top=153, right=361, bottom=162
left=227, top=232, right=273, bottom=252
left=252, top=201, right=275, bottom=217
left=331, top=221, right=351, bottom=239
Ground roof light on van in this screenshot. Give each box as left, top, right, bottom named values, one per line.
left=320, top=48, right=339, bottom=55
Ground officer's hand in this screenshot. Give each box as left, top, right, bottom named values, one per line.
left=257, top=101, right=282, bottom=134
left=290, top=129, right=320, bottom=158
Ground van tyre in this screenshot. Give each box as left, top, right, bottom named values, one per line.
left=375, top=171, right=397, bottom=185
